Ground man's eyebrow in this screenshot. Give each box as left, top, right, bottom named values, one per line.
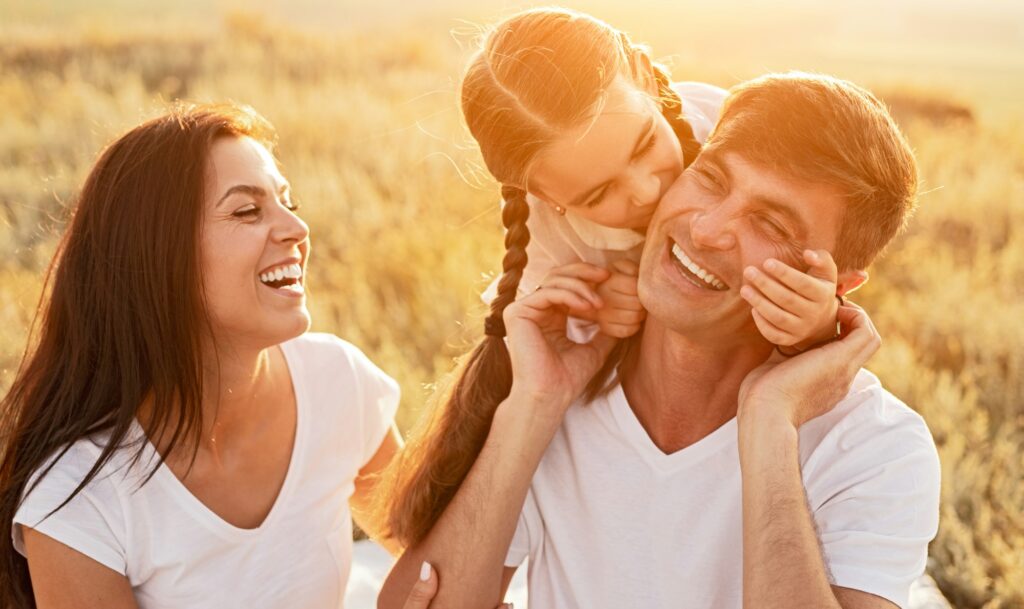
left=753, top=194, right=808, bottom=234
left=566, top=116, right=655, bottom=208
left=217, top=182, right=289, bottom=208
left=700, top=150, right=807, bottom=234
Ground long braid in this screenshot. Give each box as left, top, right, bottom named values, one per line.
left=486, top=185, right=531, bottom=332
left=652, top=64, right=703, bottom=168
left=618, top=32, right=703, bottom=168
left=378, top=185, right=530, bottom=546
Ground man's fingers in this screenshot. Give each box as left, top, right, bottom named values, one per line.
left=401, top=562, right=439, bottom=609
left=825, top=304, right=881, bottom=364
left=507, top=286, right=594, bottom=326
left=541, top=275, right=605, bottom=308
left=803, top=249, right=839, bottom=282
left=542, top=262, right=612, bottom=285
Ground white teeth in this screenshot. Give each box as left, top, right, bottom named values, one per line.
left=259, top=263, right=304, bottom=285
left=671, top=244, right=725, bottom=290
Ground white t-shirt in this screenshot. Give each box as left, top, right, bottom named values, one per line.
left=12, top=333, right=399, bottom=609
left=504, top=370, right=941, bottom=609
left=483, top=81, right=728, bottom=303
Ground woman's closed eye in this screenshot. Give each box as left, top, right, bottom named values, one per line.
left=233, top=204, right=260, bottom=219
left=232, top=199, right=300, bottom=219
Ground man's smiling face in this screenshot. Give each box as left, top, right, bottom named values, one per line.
left=637, top=148, right=848, bottom=340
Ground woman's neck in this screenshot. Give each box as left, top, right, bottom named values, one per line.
left=137, top=339, right=283, bottom=458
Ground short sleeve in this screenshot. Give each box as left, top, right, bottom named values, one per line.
left=804, top=406, right=941, bottom=608
left=342, top=342, right=401, bottom=467
left=504, top=488, right=543, bottom=567
left=12, top=445, right=128, bottom=575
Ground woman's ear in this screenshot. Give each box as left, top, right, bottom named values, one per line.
left=837, top=269, right=869, bottom=296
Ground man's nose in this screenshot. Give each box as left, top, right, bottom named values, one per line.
left=689, top=206, right=736, bottom=251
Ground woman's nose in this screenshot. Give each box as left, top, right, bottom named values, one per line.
left=276, top=206, right=309, bottom=243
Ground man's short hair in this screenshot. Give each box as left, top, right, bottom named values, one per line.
left=705, top=72, right=918, bottom=270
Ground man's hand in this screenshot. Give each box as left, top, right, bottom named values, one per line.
left=737, top=300, right=880, bottom=428
left=504, top=262, right=619, bottom=411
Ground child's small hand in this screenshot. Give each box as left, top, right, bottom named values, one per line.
left=594, top=260, right=646, bottom=338
left=739, top=249, right=840, bottom=349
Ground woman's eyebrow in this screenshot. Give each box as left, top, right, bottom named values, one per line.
left=217, top=183, right=290, bottom=208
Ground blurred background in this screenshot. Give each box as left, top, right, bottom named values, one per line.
left=1, top=1, right=1021, bottom=606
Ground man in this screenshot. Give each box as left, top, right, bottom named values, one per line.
left=382, top=72, right=941, bottom=609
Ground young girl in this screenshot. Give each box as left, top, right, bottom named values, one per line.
left=382, top=8, right=842, bottom=547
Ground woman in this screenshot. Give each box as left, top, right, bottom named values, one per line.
left=0, top=103, right=418, bottom=608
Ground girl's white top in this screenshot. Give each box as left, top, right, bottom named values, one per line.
left=13, top=333, right=399, bottom=609
left=482, top=81, right=729, bottom=303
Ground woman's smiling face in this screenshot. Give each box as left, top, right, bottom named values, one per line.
left=527, top=75, right=684, bottom=231
left=200, top=135, right=311, bottom=349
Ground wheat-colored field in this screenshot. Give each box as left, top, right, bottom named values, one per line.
left=0, top=1, right=1021, bottom=607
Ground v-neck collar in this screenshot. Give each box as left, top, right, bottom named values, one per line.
left=132, top=342, right=307, bottom=541
left=605, top=382, right=737, bottom=473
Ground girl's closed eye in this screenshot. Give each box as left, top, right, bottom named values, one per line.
left=636, top=132, right=657, bottom=157
left=584, top=134, right=660, bottom=209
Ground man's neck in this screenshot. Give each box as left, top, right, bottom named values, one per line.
left=620, top=319, right=773, bottom=454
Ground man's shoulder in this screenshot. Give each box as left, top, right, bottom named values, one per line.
left=799, top=369, right=937, bottom=469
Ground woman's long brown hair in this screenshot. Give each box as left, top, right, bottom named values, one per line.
left=0, top=103, right=275, bottom=607
left=379, top=8, right=702, bottom=547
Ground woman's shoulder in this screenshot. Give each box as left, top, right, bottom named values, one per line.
left=281, top=332, right=398, bottom=400
left=282, top=332, right=370, bottom=371
left=16, top=433, right=135, bottom=532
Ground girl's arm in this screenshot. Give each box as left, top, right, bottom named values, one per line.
left=378, top=268, right=617, bottom=609
left=351, top=425, right=404, bottom=556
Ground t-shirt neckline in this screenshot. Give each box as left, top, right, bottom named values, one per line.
left=606, top=382, right=738, bottom=472
left=131, top=341, right=308, bottom=541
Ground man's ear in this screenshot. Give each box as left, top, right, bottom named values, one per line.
left=837, top=269, right=869, bottom=296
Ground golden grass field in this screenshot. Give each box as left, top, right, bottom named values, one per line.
left=0, top=1, right=1021, bottom=607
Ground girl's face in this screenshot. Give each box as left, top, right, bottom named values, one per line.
left=200, top=136, right=311, bottom=349
left=528, top=75, right=684, bottom=231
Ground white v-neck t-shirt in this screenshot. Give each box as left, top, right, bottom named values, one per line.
left=12, top=333, right=399, bottom=609
left=504, top=370, right=941, bottom=609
